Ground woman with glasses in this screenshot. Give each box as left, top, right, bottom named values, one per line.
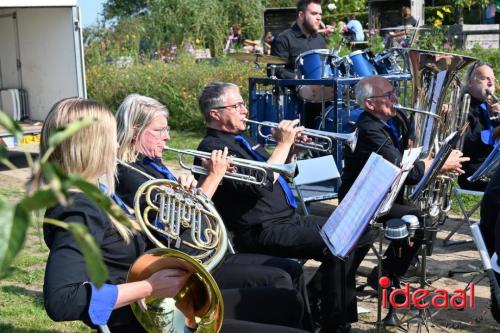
left=115, top=93, right=313, bottom=331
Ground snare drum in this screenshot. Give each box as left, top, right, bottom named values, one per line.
left=348, top=50, right=377, bottom=77
left=296, top=49, right=334, bottom=103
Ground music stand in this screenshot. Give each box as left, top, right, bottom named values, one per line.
left=383, top=132, right=461, bottom=333
left=320, top=152, right=419, bottom=332
left=467, top=141, right=500, bottom=183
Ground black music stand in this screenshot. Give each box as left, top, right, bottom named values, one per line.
left=377, top=134, right=460, bottom=333
left=320, top=153, right=410, bottom=332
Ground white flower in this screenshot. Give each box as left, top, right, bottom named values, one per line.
left=327, top=3, right=337, bottom=11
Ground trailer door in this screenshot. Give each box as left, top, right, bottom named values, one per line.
left=0, top=11, right=21, bottom=89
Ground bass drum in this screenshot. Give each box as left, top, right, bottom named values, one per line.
left=296, top=49, right=334, bottom=103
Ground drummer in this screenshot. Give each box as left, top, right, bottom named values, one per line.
left=271, top=0, right=331, bottom=80
left=271, top=0, right=333, bottom=128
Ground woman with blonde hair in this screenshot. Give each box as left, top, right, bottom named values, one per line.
left=41, top=98, right=190, bottom=332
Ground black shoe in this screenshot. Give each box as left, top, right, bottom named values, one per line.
left=491, top=288, right=500, bottom=323
left=367, top=266, right=380, bottom=291
left=367, top=266, right=395, bottom=292
left=334, top=323, right=351, bottom=333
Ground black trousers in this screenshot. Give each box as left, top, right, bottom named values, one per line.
left=233, top=214, right=353, bottom=329
left=222, top=319, right=310, bottom=333
left=222, top=287, right=307, bottom=329
left=213, top=253, right=312, bottom=330
left=213, top=253, right=304, bottom=291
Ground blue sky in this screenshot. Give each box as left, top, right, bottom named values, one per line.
left=77, top=0, right=106, bottom=27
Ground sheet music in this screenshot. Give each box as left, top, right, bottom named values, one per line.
left=378, top=147, right=422, bottom=215
left=320, top=153, right=401, bottom=258
left=467, top=141, right=500, bottom=182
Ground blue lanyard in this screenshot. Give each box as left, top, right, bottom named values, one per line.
left=480, top=102, right=495, bottom=145
left=98, top=182, right=133, bottom=216
left=143, top=157, right=177, bottom=181
left=381, top=118, right=402, bottom=151
left=235, top=135, right=297, bottom=208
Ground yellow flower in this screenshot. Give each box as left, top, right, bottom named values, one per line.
left=436, top=10, right=443, bottom=19
left=442, top=6, right=451, bottom=14
left=434, top=19, right=442, bottom=28
left=195, top=38, right=200, bottom=44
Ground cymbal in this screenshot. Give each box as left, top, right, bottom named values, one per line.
left=228, top=53, right=287, bottom=64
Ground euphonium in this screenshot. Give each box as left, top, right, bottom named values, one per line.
left=399, top=48, right=478, bottom=220
left=245, top=119, right=358, bottom=152
left=164, top=146, right=298, bottom=185
left=120, top=162, right=229, bottom=332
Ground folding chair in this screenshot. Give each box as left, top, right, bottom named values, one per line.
left=442, top=186, right=484, bottom=247
left=292, top=155, right=340, bottom=215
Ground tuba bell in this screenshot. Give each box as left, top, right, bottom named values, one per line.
left=399, top=48, right=478, bottom=220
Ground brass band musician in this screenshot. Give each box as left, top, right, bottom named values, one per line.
left=339, top=76, right=469, bottom=288
left=196, top=81, right=358, bottom=332
left=459, top=62, right=500, bottom=191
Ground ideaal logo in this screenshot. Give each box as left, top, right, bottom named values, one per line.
left=379, top=276, right=475, bottom=310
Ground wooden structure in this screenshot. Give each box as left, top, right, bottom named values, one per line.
left=367, top=0, right=424, bottom=29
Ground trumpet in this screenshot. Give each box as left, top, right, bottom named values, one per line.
left=164, top=146, right=298, bottom=186
left=245, top=119, right=358, bottom=152
left=392, top=104, right=441, bottom=119
left=486, top=90, right=500, bottom=121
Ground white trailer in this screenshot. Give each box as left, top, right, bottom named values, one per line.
left=0, top=0, right=85, bottom=146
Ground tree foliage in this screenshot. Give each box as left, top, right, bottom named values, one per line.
left=102, top=0, right=148, bottom=20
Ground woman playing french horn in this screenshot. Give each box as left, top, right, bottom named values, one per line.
left=40, top=98, right=191, bottom=332
left=115, top=93, right=312, bottom=331
left=40, top=97, right=310, bottom=333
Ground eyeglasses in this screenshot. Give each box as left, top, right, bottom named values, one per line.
left=213, top=101, right=247, bottom=112
left=368, top=89, right=397, bottom=100
left=151, top=126, right=170, bottom=137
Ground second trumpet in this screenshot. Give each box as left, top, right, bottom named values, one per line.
left=164, top=146, right=298, bottom=186
left=245, top=119, right=358, bottom=152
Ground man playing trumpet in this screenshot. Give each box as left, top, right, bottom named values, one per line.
left=459, top=62, right=500, bottom=191
left=197, top=81, right=355, bottom=332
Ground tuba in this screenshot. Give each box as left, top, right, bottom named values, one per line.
left=399, top=49, right=478, bottom=220
left=122, top=160, right=229, bottom=332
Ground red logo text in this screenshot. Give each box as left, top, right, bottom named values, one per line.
left=379, top=276, right=475, bottom=310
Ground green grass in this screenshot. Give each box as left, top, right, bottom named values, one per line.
left=450, top=193, right=482, bottom=220
left=162, top=129, right=204, bottom=162
left=0, top=223, right=90, bottom=332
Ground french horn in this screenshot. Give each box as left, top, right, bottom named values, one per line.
left=122, top=161, right=229, bottom=332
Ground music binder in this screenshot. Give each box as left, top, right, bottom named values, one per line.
left=320, top=153, right=402, bottom=258
left=467, top=141, right=500, bottom=182
left=409, top=131, right=459, bottom=203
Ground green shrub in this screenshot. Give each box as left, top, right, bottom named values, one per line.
left=86, top=55, right=264, bottom=131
